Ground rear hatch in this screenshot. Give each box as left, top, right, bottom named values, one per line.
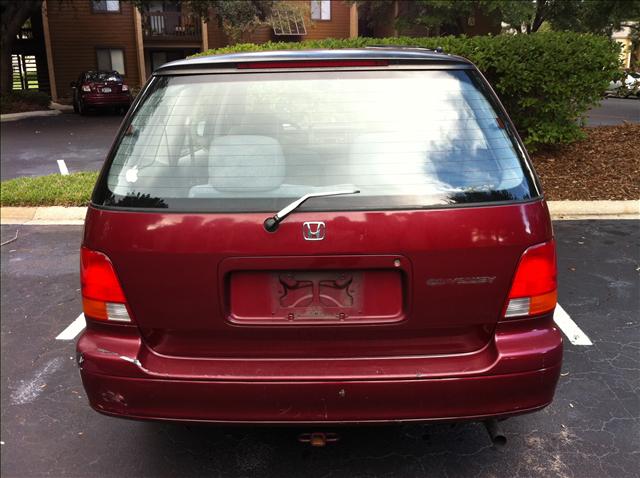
left=85, top=71, right=125, bottom=94
left=85, top=61, right=548, bottom=359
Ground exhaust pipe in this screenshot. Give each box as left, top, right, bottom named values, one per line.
left=484, top=419, right=507, bottom=447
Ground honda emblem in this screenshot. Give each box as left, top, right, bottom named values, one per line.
left=302, top=221, right=325, bottom=241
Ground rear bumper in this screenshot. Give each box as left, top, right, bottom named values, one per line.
left=77, top=316, right=562, bottom=424
left=82, top=94, right=131, bottom=106
left=81, top=365, right=560, bottom=424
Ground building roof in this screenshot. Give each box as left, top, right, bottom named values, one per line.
left=155, top=47, right=473, bottom=73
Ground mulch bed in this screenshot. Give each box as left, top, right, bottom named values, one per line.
left=531, top=123, right=640, bottom=200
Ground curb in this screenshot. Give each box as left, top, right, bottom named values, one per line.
left=50, top=102, right=74, bottom=112
left=0, top=109, right=61, bottom=122
left=0, top=102, right=73, bottom=123
left=1, top=201, right=638, bottom=225
left=547, top=200, right=639, bottom=219
left=1, top=207, right=86, bottom=225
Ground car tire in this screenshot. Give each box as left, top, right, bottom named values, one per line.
left=73, top=100, right=79, bottom=113
left=78, top=100, right=86, bottom=116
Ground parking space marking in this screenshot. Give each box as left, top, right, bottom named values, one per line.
left=55, top=313, right=85, bottom=341
left=56, top=159, right=69, bottom=175
left=554, top=304, right=593, bottom=345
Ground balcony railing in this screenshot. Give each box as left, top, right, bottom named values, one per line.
left=142, top=12, right=201, bottom=41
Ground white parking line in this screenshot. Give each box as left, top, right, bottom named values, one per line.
left=56, top=159, right=69, bottom=175
left=554, top=304, right=593, bottom=345
left=55, top=306, right=590, bottom=345
left=55, top=313, right=86, bottom=341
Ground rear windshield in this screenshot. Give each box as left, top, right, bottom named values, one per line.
left=96, top=69, right=537, bottom=211
left=86, top=71, right=122, bottom=82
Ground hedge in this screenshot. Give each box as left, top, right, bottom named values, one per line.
left=1, top=90, right=51, bottom=114
left=194, top=32, right=621, bottom=150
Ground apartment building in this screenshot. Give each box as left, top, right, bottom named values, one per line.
left=612, top=23, right=640, bottom=69
left=34, top=0, right=357, bottom=101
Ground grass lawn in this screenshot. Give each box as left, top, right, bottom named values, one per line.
left=0, top=172, right=98, bottom=207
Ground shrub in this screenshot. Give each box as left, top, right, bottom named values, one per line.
left=0, top=90, right=51, bottom=114
left=194, top=32, right=621, bottom=150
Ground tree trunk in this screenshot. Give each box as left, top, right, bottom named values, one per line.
left=0, top=35, right=14, bottom=95
left=530, top=0, right=547, bottom=33
left=0, top=0, right=44, bottom=95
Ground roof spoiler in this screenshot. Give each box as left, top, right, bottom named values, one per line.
left=364, top=45, right=445, bottom=54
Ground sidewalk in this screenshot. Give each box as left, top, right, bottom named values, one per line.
left=0, top=103, right=73, bottom=123
left=1, top=201, right=638, bottom=225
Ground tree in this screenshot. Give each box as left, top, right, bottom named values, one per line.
left=545, top=0, right=640, bottom=35
left=128, top=1, right=308, bottom=45
left=409, top=0, right=504, bottom=35
left=0, top=0, right=43, bottom=95
left=504, top=0, right=640, bottom=35
left=355, top=0, right=640, bottom=37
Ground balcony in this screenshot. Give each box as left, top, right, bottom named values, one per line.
left=142, top=11, right=201, bottom=42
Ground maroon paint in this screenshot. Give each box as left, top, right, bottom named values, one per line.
left=78, top=199, right=562, bottom=423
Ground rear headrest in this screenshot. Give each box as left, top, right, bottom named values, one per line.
left=209, top=135, right=285, bottom=192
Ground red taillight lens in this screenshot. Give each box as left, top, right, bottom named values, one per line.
left=504, top=240, right=557, bottom=318
left=121, top=84, right=129, bottom=92
left=80, top=247, right=131, bottom=322
left=237, top=60, right=389, bottom=69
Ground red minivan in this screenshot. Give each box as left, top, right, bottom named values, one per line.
left=78, top=48, right=562, bottom=435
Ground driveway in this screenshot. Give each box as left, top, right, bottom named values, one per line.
left=1, top=220, right=638, bottom=478
left=587, top=98, right=640, bottom=126
left=0, top=111, right=122, bottom=180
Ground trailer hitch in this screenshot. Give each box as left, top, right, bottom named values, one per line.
left=298, top=432, right=340, bottom=447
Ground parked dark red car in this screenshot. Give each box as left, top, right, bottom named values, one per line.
left=71, top=70, right=132, bottom=115
left=77, top=49, right=562, bottom=441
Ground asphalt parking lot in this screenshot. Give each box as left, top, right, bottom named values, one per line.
left=1, top=220, right=638, bottom=478
left=0, top=111, right=122, bottom=180
left=1, top=98, right=638, bottom=181
left=587, top=97, right=640, bottom=126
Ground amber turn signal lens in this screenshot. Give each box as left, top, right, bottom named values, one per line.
left=529, top=290, right=558, bottom=316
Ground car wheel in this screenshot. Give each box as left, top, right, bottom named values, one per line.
left=78, top=100, right=86, bottom=115
left=73, top=100, right=79, bottom=113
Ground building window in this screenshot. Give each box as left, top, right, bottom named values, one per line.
left=310, top=0, right=330, bottom=20
left=97, top=48, right=125, bottom=74
left=92, top=0, right=120, bottom=13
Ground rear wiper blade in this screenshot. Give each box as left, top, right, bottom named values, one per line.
left=263, top=188, right=360, bottom=232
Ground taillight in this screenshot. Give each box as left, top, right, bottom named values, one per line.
left=121, top=84, right=129, bottom=92
left=81, top=84, right=91, bottom=92
left=80, top=247, right=132, bottom=323
left=504, top=240, right=557, bottom=318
